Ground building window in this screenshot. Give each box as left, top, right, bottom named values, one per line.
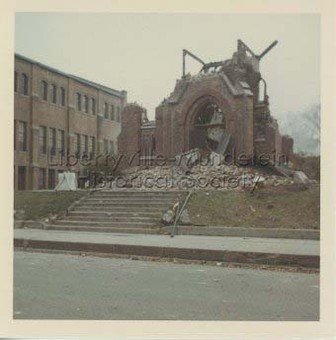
left=60, top=87, right=66, bottom=106
left=57, top=129, right=65, bottom=154
left=76, top=93, right=82, bottom=111
left=18, top=121, right=27, bottom=151
left=38, top=168, right=46, bottom=189
left=89, top=136, right=95, bottom=158
left=91, top=98, right=96, bottom=115
left=14, top=71, right=18, bottom=92
left=20, top=73, right=28, bottom=95
left=39, top=126, right=47, bottom=154
left=103, top=139, right=108, bottom=154
left=75, top=133, right=81, bottom=157
left=84, top=135, right=89, bottom=154
left=18, top=166, right=26, bottom=191
left=110, top=141, right=115, bottom=155
left=116, top=107, right=121, bottom=122
left=110, top=105, right=115, bottom=120
left=49, top=128, right=56, bottom=155
left=84, top=95, right=89, bottom=113
left=104, top=103, right=109, bottom=118
left=41, top=81, right=48, bottom=101
left=51, top=84, right=57, bottom=104
left=48, top=169, right=56, bottom=189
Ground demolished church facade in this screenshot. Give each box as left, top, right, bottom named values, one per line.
left=118, top=40, right=293, bottom=166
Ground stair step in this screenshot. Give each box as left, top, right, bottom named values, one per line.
left=53, top=220, right=159, bottom=227
left=70, top=207, right=167, bottom=213
left=64, top=216, right=159, bottom=222
left=83, top=197, right=178, bottom=202
left=46, top=225, right=162, bottom=234
left=77, top=201, right=169, bottom=208
left=68, top=211, right=161, bottom=217
left=94, top=190, right=186, bottom=195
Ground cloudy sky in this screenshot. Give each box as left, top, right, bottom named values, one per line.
left=15, top=13, right=320, bottom=122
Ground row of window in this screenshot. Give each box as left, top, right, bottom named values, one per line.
left=103, top=102, right=121, bottom=122
left=15, top=120, right=116, bottom=156
left=40, top=80, right=66, bottom=106
left=38, top=168, right=60, bottom=190
left=14, top=72, right=122, bottom=121
left=75, top=133, right=96, bottom=158
left=75, top=93, right=96, bottom=115
left=103, top=138, right=115, bottom=155
left=39, top=126, right=65, bottom=155
left=16, top=165, right=63, bottom=190
left=14, top=72, right=29, bottom=96
left=74, top=133, right=115, bottom=156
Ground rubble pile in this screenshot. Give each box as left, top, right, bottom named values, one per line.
left=105, top=163, right=298, bottom=191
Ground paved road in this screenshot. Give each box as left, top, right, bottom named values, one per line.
left=14, top=251, right=319, bottom=320
left=15, top=229, right=320, bottom=255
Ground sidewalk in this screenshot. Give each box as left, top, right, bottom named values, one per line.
left=14, top=228, right=320, bottom=269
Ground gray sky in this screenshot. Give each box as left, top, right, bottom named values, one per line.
left=15, top=13, right=320, bottom=121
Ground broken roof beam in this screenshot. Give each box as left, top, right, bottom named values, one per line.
left=238, top=39, right=257, bottom=58
left=182, top=49, right=206, bottom=77
left=200, top=61, right=223, bottom=74
left=257, top=40, right=278, bottom=60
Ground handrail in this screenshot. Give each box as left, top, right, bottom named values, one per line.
left=170, top=190, right=193, bottom=237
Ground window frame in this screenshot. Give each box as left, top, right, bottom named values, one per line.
left=84, top=95, right=89, bottom=113
left=39, top=126, right=47, bottom=155
left=91, top=98, right=96, bottom=115
left=104, top=102, right=109, bottom=119
left=20, top=73, right=29, bottom=96
left=18, top=121, right=27, bottom=152
left=76, top=93, right=82, bottom=111
left=51, top=84, right=57, bottom=104
left=49, top=127, right=56, bottom=156
left=60, top=87, right=66, bottom=106
left=41, top=80, right=48, bottom=101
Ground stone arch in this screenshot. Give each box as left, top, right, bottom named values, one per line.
left=182, top=90, right=232, bottom=152
left=258, top=78, right=267, bottom=102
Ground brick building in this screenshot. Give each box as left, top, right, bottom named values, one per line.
left=118, top=40, right=293, bottom=166
left=14, top=54, right=127, bottom=190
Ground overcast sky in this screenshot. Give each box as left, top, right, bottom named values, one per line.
left=15, top=13, right=320, bottom=121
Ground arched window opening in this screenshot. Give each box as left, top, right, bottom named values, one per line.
left=60, top=87, right=66, bottom=106
left=41, top=81, right=48, bottom=101
left=258, top=79, right=267, bottom=103
left=84, top=95, right=89, bottom=113
left=51, top=84, right=57, bottom=104
left=190, top=99, right=229, bottom=154
left=20, top=74, right=28, bottom=95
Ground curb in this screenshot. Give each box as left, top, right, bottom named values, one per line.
left=170, top=226, right=320, bottom=240
left=14, top=223, right=320, bottom=240
left=14, top=238, right=320, bottom=269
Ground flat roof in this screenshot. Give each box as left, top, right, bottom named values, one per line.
left=15, top=53, right=127, bottom=99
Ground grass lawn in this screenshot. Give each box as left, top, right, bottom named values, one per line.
left=187, top=184, right=320, bottom=229
left=14, top=191, right=87, bottom=220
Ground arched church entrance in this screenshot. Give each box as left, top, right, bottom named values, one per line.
left=187, top=97, right=230, bottom=155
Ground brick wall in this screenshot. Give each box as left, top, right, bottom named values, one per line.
left=14, top=54, right=126, bottom=190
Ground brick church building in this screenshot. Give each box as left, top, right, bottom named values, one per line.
left=118, top=40, right=293, bottom=166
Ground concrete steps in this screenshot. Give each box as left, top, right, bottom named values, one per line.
left=54, top=190, right=187, bottom=233
left=67, top=211, right=161, bottom=218
left=53, top=220, right=158, bottom=228
left=45, top=225, right=162, bottom=234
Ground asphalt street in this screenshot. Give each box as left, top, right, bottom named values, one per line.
left=13, top=251, right=319, bottom=320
